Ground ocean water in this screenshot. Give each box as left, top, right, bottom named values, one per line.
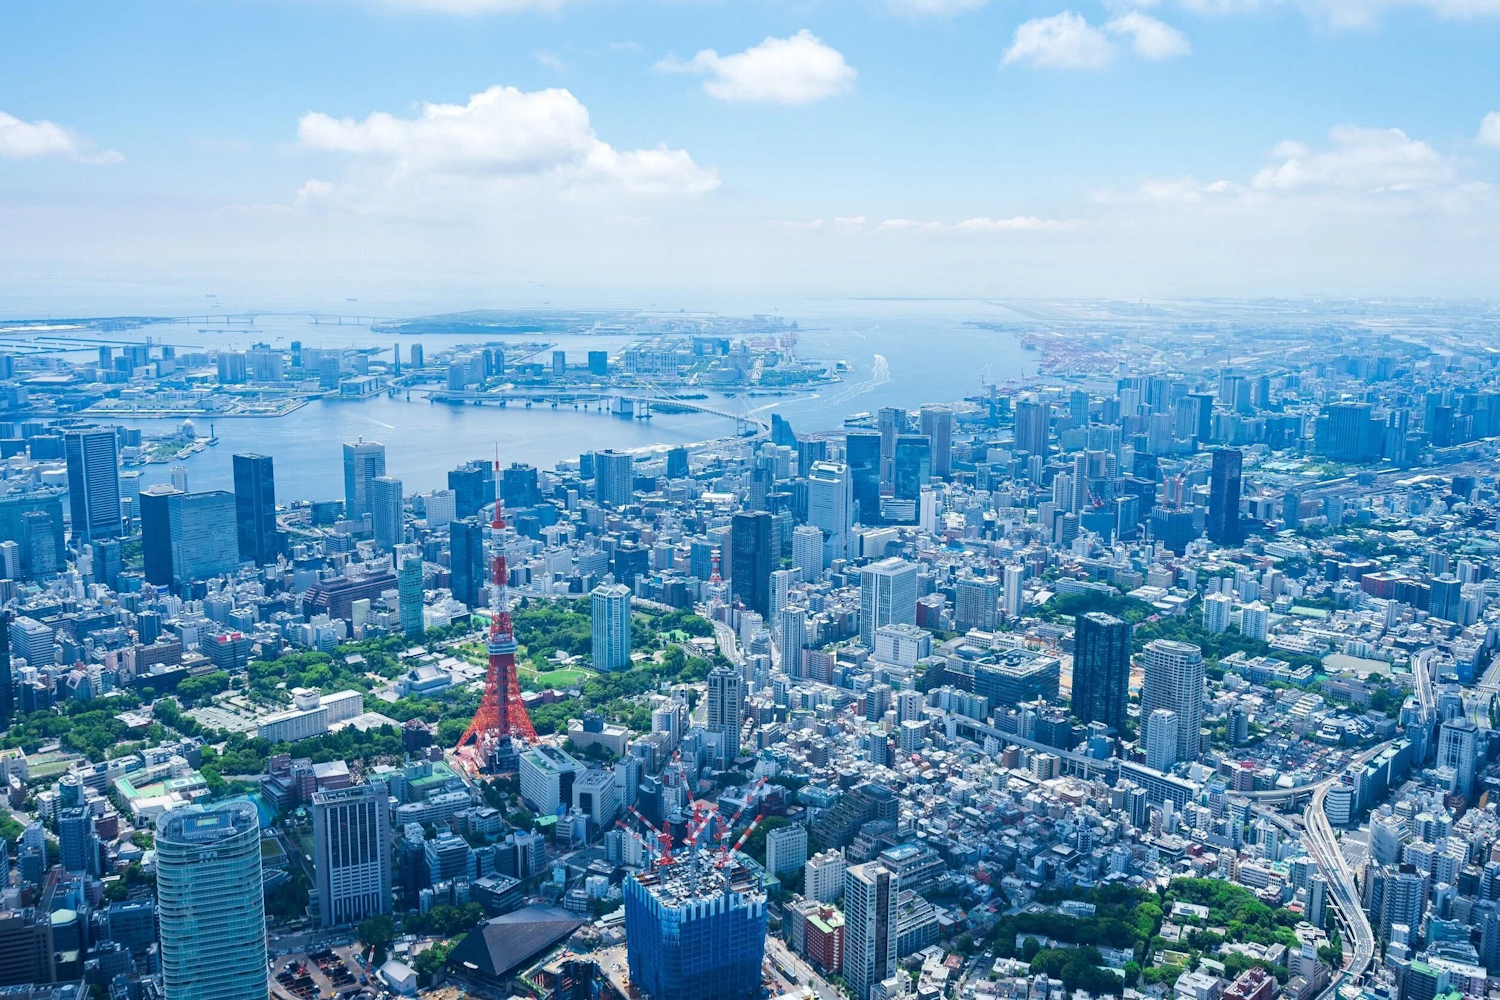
left=37, top=304, right=1035, bottom=500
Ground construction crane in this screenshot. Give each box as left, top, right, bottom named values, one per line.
left=726, top=812, right=767, bottom=861
left=718, top=777, right=768, bottom=837
left=627, top=805, right=676, bottom=864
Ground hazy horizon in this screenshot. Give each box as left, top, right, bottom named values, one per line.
left=5, top=1, right=1500, bottom=310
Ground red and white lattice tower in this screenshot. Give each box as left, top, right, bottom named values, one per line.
left=455, top=458, right=536, bottom=770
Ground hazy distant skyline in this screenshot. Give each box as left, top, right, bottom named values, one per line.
left=3, top=0, right=1499, bottom=312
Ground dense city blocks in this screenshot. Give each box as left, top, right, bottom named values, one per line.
left=3, top=303, right=1500, bottom=1000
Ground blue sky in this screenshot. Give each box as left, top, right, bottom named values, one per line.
left=2, top=0, right=1498, bottom=313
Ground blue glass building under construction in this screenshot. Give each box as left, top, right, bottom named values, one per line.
left=623, top=858, right=768, bottom=1000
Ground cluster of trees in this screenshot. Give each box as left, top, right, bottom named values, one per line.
left=174, top=670, right=231, bottom=707
left=1026, top=944, right=1128, bottom=996
left=282, top=724, right=406, bottom=764
left=406, top=902, right=486, bottom=937
left=512, top=599, right=594, bottom=670
left=265, top=872, right=309, bottom=922
left=995, top=884, right=1162, bottom=966
left=1037, top=591, right=1153, bottom=626
left=1163, top=878, right=1301, bottom=951
left=248, top=648, right=382, bottom=701
left=1, top=703, right=135, bottom=760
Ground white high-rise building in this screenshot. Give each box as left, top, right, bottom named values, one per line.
left=1052, top=472, right=1074, bottom=513
left=765, top=824, right=808, bottom=877
left=1145, top=708, right=1179, bottom=773
left=807, top=460, right=854, bottom=562
left=918, top=488, right=938, bottom=535
left=590, top=582, right=632, bottom=671
left=805, top=850, right=846, bottom=904
left=424, top=489, right=456, bottom=527
left=776, top=606, right=807, bottom=677
left=1002, top=563, right=1024, bottom=618
left=844, top=862, right=897, bottom=1000
left=1142, top=639, right=1205, bottom=763
left=859, top=557, right=917, bottom=649
left=313, top=783, right=391, bottom=928
left=770, top=567, right=801, bottom=616
left=157, top=801, right=268, bottom=1000
left=792, top=524, right=825, bottom=580
left=1240, top=601, right=1269, bottom=640
left=1202, top=592, right=1232, bottom=633
left=1438, top=718, right=1479, bottom=801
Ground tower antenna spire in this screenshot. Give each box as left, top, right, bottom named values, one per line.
left=455, top=446, right=536, bottom=770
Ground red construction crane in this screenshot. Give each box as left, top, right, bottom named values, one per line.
left=628, top=805, right=675, bottom=864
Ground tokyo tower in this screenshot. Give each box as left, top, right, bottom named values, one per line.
left=455, top=459, right=536, bottom=771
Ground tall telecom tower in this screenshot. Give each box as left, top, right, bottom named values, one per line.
left=455, top=458, right=536, bottom=772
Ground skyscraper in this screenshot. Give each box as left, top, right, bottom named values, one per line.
left=1013, top=396, right=1050, bottom=458
left=859, top=558, right=917, bottom=649
left=892, top=435, right=931, bottom=500
left=591, top=583, right=632, bottom=672
left=792, top=524, right=824, bottom=580
left=1002, top=563, right=1024, bottom=618
left=844, top=862, right=896, bottom=1000
left=156, top=801, right=268, bottom=1000
left=371, top=475, right=404, bottom=550
left=1071, top=611, right=1131, bottom=731
left=1145, top=709, right=1179, bottom=772
left=398, top=556, right=424, bottom=636
left=594, top=450, right=634, bottom=508
left=449, top=517, right=486, bottom=609
left=730, top=511, right=773, bottom=616
left=343, top=439, right=386, bottom=520
left=0, top=612, right=11, bottom=730
left=448, top=460, right=494, bottom=519
left=807, top=460, right=853, bottom=562
left=141, top=487, right=240, bottom=587
left=1141, top=639, right=1205, bottom=762
left=64, top=428, right=122, bottom=541
left=312, top=783, right=391, bottom=929
left=232, top=453, right=279, bottom=565
left=1437, top=718, right=1478, bottom=801
left=919, top=405, right=953, bottom=478
left=623, top=859, right=767, bottom=1000
left=776, top=605, right=807, bottom=677
left=846, top=431, right=882, bottom=524
left=877, top=407, right=905, bottom=482
left=706, top=664, right=744, bottom=767
left=954, top=576, right=1001, bottom=634
left=1207, top=448, right=1243, bottom=546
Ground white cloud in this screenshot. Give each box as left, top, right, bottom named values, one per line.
left=1105, top=12, right=1191, bottom=58
left=296, top=85, right=717, bottom=210
left=657, top=30, right=856, bottom=105
left=1002, top=12, right=1116, bottom=69
left=1092, top=123, right=1485, bottom=225
left=1251, top=125, right=1453, bottom=192
left=0, top=110, right=121, bottom=163
left=886, top=0, right=989, bottom=15
left=1480, top=112, right=1500, bottom=149
left=877, top=215, right=1078, bottom=233
left=1002, top=11, right=1191, bottom=68
left=533, top=51, right=567, bottom=74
